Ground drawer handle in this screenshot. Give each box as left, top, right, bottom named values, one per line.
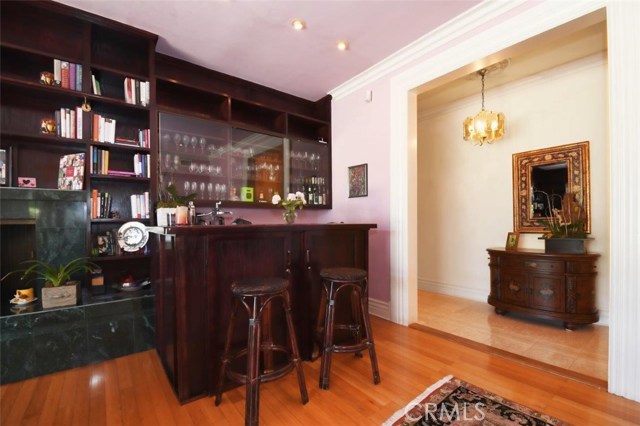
left=526, top=262, right=537, bottom=268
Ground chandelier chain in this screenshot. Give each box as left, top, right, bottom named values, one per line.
left=481, top=72, right=485, bottom=110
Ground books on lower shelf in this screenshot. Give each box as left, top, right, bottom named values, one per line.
left=90, top=190, right=150, bottom=219
left=54, top=107, right=83, bottom=139
left=91, top=189, right=113, bottom=219
left=58, top=153, right=85, bottom=190
left=130, top=192, right=150, bottom=219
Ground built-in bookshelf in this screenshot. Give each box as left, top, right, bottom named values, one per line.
left=0, top=0, right=158, bottom=298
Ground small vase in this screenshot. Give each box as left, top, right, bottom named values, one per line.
left=283, top=211, right=297, bottom=224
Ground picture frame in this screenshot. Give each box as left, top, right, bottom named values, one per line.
left=348, top=163, right=368, bottom=198
left=505, top=232, right=520, bottom=251
left=0, top=149, right=7, bottom=186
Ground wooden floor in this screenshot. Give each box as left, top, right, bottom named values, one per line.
left=2, top=316, right=638, bottom=426
left=417, top=291, right=609, bottom=383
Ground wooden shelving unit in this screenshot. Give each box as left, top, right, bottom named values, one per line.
left=0, top=0, right=158, bottom=297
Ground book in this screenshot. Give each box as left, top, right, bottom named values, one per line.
left=76, top=64, right=83, bottom=91
left=60, top=61, right=69, bottom=89
left=53, top=59, right=62, bottom=85
left=69, top=63, right=76, bottom=92
left=57, top=153, right=85, bottom=190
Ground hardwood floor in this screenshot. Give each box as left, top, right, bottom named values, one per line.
left=416, top=291, right=608, bottom=383
left=2, top=316, right=638, bottom=425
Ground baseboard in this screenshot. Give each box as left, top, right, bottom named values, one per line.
left=368, top=298, right=391, bottom=320
left=418, top=279, right=487, bottom=303
left=597, top=309, right=609, bottom=326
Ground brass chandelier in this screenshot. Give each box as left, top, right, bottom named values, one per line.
left=463, top=68, right=505, bottom=145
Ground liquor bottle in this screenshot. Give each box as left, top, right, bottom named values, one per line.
left=322, top=177, right=327, bottom=205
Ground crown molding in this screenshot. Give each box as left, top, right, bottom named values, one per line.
left=329, top=0, right=529, bottom=101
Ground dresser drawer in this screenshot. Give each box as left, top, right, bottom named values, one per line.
left=523, top=260, right=565, bottom=273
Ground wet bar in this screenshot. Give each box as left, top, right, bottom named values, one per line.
left=151, top=223, right=376, bottom=403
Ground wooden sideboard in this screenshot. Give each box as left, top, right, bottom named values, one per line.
left=151, top=223, right=376, bottom=403
left=487, top=248, right=599, bottom=330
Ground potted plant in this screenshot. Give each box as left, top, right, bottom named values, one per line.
left=537, top=191, right=589, bottom=253
left=156, top=183, right=196, bottom=226
left=3, top=257, right=98, bottom=308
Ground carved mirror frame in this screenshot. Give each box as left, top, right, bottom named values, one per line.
left=513, top=141, right=591, bottom=233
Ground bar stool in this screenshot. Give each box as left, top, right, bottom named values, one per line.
left=215, top=277, right=308, bottom=426
left=317, top=267, right=380, bottom=390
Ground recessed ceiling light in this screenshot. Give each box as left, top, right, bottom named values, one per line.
left=291, top=19, right=306, bottom=31
left=336, top=40, right=349, bottom=51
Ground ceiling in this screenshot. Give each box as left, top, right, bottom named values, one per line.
left=55, top=0, right=481, bottom=101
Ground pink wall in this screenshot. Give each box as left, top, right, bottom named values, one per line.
left=330, top=84, right=392, bottom=302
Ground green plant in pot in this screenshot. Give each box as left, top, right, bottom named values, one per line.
left=536, top=191, right=589, bottom=253
left=157, top=184, right=197, bottom=226
left=3, top=257, right=98, bottom=308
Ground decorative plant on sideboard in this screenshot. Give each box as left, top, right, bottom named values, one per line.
left=2, top=257, right=98, bottom=308
left=536, top=191, right=589, bottom=253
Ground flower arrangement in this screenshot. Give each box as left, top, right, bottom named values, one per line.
left=272, top=192, right=306, bottom=224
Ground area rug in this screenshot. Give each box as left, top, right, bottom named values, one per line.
left=382, top=375, right=571, bottom=426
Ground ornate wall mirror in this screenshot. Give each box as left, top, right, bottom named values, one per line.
left=513, top=141, right=591, bottom=233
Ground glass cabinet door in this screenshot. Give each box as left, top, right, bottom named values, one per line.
left=159, top=112, right=229, bottom=204
left=230, top=127, right=284, bottom=203
left=159, top=112, right=287, bottom=206
left=288, top=137, right=330, bottom=206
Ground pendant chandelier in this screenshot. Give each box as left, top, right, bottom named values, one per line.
left=463, top=68, right=505, bottom=145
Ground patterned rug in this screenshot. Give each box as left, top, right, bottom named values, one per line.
left=382, top=375, right=571, bottom=426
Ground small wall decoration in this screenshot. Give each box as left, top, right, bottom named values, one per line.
left=18, top=177, right=37, bottom=188
left=505, top=232, right=519, bottom=251
left=348, top=163, right=368, bottom=198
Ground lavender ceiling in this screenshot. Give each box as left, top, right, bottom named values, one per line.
left=56, top=0, right=480, bottom=101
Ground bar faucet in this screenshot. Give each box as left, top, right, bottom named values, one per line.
left=198, top=201, right=233, bottom=225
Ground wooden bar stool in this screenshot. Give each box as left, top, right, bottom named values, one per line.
left=215, top=277, right=308, bottom=426
left=317, top=267, right=381, bottom=390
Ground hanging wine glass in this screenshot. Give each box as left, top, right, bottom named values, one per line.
left=199, top=137, right=206, bottom=153
left=207, top=182, right=213, bottom=199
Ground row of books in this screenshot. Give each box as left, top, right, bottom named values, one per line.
left=113, top=129, right=151, bottom=149
left=89, top=147, right=150, bottom=178
left=91, top=113, right=150, bottom=148
left=90, top=189, right=113, bottom=219
left=92, top=113, right=116, bottom=143
left=54, top=59, right=82, bottom=91
left=90, top=190, right=150, bottom=220
left=124, top=77, right=150, bottom=107
left=54, top=107, right=83, bottom=139
left=131, top=192, right=151, bottom=219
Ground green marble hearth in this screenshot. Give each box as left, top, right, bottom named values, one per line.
left=0, top=188, right=156, bottom=384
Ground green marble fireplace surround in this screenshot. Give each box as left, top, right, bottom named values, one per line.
left=0, top=188, right=154, bottom=384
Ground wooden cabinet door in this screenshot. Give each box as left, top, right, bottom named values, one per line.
left=302, top=228, right=368, bottom=358
left=500, top=270, right=528, bottom=306
left=529, top=274, right=564, bottom=312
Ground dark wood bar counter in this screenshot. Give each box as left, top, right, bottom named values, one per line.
left=150, top=223, right=376, bottom=403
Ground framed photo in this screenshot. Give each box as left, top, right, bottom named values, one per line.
left=0, top=149, right=6, bottom=186
left=505, top=232, right=520, bottom=251
left=348, top=163, right=368, bottom=198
